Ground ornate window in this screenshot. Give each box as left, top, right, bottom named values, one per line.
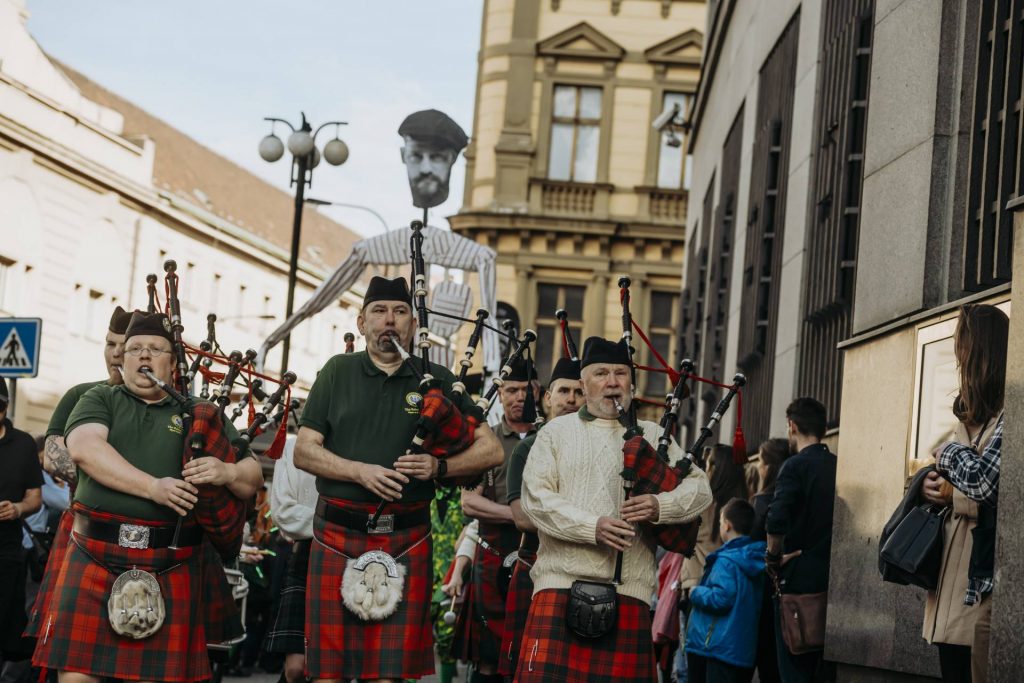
left=548, top=85, right=602, bottom=183
left=656, top=92, right=695, bottom=190
left=535, top=283, right=585, bottom=383
left=643, top=290, right=680, bottom=397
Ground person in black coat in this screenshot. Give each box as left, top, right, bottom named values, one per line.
left=765, top=397, right=837, bottom=682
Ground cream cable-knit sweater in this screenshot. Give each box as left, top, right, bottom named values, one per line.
left=521, top=410, right=712, bottom=605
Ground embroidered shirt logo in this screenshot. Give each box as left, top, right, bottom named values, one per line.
left=404, top=392, right=422, bottom=415
left=168, top=414, right=184, bottom=435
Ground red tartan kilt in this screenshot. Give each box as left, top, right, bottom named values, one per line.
left=32, top=507, right=209, bottom=682
left=200, top=538, right=243, bottom=645
left=25, top=508, right=74, bottom=639
left=515, top=588, right=656, bottom=683
left=451, top=522, right=518, bottom=666
left=497, top=547, right=537, bottom=676
left=305, top=498, right=433, bottom=681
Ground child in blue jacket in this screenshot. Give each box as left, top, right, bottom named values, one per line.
left=685, top=497, right=767, bottom=682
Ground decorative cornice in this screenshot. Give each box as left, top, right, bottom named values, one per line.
left=644, top=28, right=704, bottom=67
left=536, top=22, right=626, bottom=62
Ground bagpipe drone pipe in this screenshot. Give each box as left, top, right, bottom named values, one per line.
left=143, top=260, right=296, bottom=559
left=366, top=220, right=539, bottom=530
left=569, top=278, right=748, bottom=557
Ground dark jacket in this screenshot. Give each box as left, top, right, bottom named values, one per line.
left=685, top=535, right=767, bottom=668
left=751, top=489, right=772, bottom=541
left=765, top=443, right=836, bottom=594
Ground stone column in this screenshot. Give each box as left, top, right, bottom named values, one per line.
left=989, top=198, right=1024, bottom=681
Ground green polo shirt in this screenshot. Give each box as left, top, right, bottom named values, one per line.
left=494, top=419, right=533, bottom=504
left=46, top=380, right=108, bottom=436
left=300, top=351, right=482, bottom=503
left=65, top=385, right=244, bottom=522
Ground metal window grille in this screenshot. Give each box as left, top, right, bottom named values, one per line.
left=737, top=14, right=800, bottom=452
left=797, top=0, right=874, bottom=429
left=961, top=0, right=1022, bottom=291
left=680, top=177, right=716, bottom=434
left=701, top=109, right=745, bottom=423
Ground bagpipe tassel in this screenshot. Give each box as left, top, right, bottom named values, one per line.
left=265, top=404, right=289, bottom=460
left=731, top=391, right=746, bottom=464
left=732, top=426, right=747, bottom=464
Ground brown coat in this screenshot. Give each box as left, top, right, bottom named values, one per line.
left=679, top=505, right=720, bottom=592
left=922, top=419, right=997, bottom=645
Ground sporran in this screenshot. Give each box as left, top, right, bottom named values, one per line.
left=107, top=568, right=166, bottom=639
left=566, top=579, right=617, bottom=639
left=341, top=550, right=406, bottom=621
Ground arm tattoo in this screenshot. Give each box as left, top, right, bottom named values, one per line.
left=45, top=436, right=78, bottom=485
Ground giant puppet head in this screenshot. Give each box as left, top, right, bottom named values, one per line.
left=398, top=110, right=469, bottom=209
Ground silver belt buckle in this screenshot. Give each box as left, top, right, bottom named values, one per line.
left=118, top=524, right=151, bottom=549
left=367, top=514, right=394, bottom=534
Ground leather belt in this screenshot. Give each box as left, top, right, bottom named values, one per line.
left=315, top=499, right=429, bottom=534
left=73, top=515, right=203, bottom=549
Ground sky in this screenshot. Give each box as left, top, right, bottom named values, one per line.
left=26, top=0, right=483, bottom=238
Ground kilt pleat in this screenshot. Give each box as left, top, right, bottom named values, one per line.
left=515, top=588, right=656, bottom=683
left=200, top=538, right=244, bottom=646
left=452, top=521, right=518, bottom=666
left=497, top=546, right=537, bottom=677
left=305, top=499, right=433, bottom=680
left=25, top=508, right=73, bottom=639
left=265, top=539, right=311, bottom=654
left=32, top=507, right=209, bottom=682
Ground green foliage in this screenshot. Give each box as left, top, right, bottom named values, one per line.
left=431, top=487, right=466, bottom=663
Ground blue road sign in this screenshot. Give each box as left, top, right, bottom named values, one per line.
left=0, top=318, right=42, bottom=378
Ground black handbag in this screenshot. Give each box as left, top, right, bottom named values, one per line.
left=879, top=504, right=947, bottom=590
left=566, top=579, right=617, bottom=639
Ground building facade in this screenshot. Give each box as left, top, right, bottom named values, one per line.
left=0, top=0, right=363, bottom=433
left=686, top=0, right=1021, bottom=680
left=451, top=0, right=706, bottom=404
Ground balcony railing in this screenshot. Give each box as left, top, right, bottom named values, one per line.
left=529, top=178, right=612, bottom=217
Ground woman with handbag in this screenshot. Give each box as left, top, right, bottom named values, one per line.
left=922, top=304, right=1007, bottom=683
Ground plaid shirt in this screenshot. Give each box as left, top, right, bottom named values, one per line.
left=937, top=415, right=1003, bottom=604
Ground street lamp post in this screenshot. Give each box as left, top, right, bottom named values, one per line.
left=259, top=112, right=350, bottom=374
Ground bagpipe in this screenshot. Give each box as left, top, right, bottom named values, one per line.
left=366, top=220, right=538, bottom=530
left=557, top=278, right=747, bottom=557
left=143, top=260, right=296, bottom=559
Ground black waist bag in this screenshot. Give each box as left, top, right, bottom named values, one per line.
left=567, top=580, right=617, bottom=639
left=879, top=504, right=946, bottom=590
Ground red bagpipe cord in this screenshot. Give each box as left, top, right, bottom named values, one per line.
left=625, top=312, right=746, bottom=464
left=183, top=344, right=291, bottom=459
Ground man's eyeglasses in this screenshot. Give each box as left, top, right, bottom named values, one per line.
left=124, top=346, right=170, bottom=357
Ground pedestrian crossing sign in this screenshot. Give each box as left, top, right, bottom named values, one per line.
left=0, top=318, right=41, bottom=378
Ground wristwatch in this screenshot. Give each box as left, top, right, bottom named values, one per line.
left=436, top=458, right=448, bottom=480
